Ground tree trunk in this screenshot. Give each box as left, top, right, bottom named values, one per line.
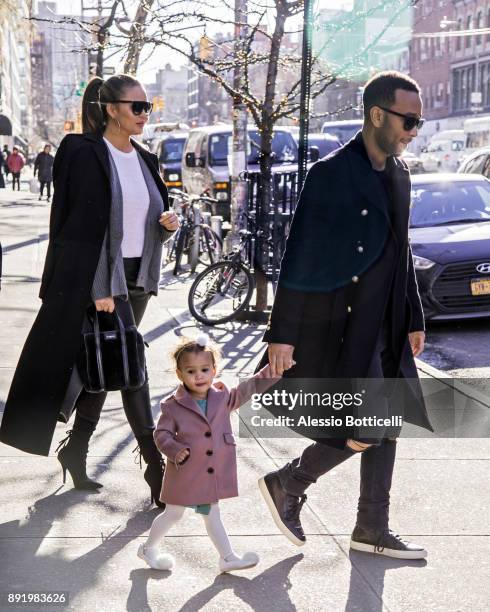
left=123, top=0, right=155, bottom=75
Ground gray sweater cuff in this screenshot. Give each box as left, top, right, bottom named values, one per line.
left=160, top=226, right=176, bottom=244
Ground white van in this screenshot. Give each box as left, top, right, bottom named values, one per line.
left=463, top=116, right=490, bottom=158
left=420, top=130, right=465, bottom=172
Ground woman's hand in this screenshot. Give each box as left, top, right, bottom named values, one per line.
left=159, top=210, right=179, bottom=231
left=95, top=297, right=115, bottom=313
left=175, top=448, right=190, bottom=464
left=409, top=331, right=425, bottom=357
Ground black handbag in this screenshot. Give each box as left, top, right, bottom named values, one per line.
left=78, top=308, right=146, bottom=393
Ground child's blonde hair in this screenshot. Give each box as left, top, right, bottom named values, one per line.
left=171, top=333, right=221, bottom=370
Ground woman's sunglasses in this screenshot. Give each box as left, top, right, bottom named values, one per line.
left=94, top=100, right=153, bottom=116
left=378, top=107, right=425, bottom=131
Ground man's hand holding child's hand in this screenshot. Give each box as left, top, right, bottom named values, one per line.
left=176, top=448, right=190, bottom=464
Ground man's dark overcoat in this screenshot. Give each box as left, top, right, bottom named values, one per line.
left=0, top=133, right=169, bottom=456
left=259, top=132, right=433, bottom=448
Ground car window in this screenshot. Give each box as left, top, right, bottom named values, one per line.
left=452, top=141, right=464, bottom=151
left=159, top=139, right=185, bottom=163
left=481, top=156, right=490, bottom=179
left=427, top=143, right=445, bottom=153
left=463, top=154, right=485, bottom=174
left=309, top=137, right=341, bottom=157
left=208, top=131, right=298, bottom=166
left=410, top=182, right=490, bottom=227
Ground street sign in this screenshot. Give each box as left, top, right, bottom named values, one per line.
left=103, top=66, right=115, bottom=75
left=471, top=91, right=482, bottom=105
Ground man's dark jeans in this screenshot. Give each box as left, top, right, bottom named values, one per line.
left=277, top=320, right=399, bottom=531
left=278, top=438, right=397, bottom=531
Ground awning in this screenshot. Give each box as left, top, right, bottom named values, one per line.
left=0, top=115, right=12, bottom=136
left=14, top=134, right=29, bottom=149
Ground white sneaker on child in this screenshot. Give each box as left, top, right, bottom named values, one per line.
left=219, top=552, right=260, bottom=573
left=137, top=543, right=175, bottom=571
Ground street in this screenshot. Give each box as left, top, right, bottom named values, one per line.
left=424, top=318, right=490, bottom=376
left=0, top=188, right=489, bottom=612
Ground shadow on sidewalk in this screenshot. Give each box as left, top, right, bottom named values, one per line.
left=0, top=490, right=159, bottom=607
left=127, top=554, right=304, bottom=612
left=345, top=550, right=427, bottom=612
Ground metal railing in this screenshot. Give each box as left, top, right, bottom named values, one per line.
left=244, top=170, right=300, bottom=283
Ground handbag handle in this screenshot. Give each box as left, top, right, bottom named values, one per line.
left=92, top=308, right=131, bottom=390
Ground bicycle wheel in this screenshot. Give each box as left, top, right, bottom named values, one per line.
left=188, top=261, right=254, bottom=325
left=198, top=225, right=223, bottom=266
left=173, top=224, right=188, bottom=275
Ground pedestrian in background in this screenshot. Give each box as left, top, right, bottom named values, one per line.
left=0, top=152, right=5, bottom=188
left=34, top=144, right=55, bottom=201
left=6, top=147, right=25, bottom=191
left=2, top=145, right=11, bottom=177
left=0, top=74, right=179, bottom=505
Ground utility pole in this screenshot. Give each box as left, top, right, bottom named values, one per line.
left=298, top=0, right=314, bottom=190
left=81, top=0, right=103, bottom=76
left=227, top=0, right=248, bottom=249
left=81, top=0, right=120, bottom=78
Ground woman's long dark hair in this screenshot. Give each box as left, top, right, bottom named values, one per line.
left=81, top=74, right=141, bottom=134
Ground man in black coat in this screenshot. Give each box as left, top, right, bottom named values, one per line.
left=258, top=72, right=432, bottom=560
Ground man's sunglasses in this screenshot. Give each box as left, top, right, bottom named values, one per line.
left=94, top=100, right=153, bottom=115
left=378, top=107, right=425, bottom=131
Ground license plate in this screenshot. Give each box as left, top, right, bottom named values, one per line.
left=471, top=278, right=490, bottom=296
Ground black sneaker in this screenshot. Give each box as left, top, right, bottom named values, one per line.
left=258, top=472, right=307, bottom=546
left=350, top=525, right=427, bottom=559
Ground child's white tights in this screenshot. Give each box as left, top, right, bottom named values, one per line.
left=146, top=503, right=235, bottom=560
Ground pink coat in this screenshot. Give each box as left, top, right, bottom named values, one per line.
left=154, top=365, right=272, bottom=505
left=7, top=152, right=25, bottom=174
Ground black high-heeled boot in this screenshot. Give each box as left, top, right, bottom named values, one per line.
left=56, top=420, right=103, bottom=490
left=135, top=434, right=166, bottom=508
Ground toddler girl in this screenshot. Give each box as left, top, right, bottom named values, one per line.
left=137, top=333, right=273, bottom=573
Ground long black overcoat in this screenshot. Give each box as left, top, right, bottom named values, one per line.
left=259, top=133, right=433, bottom=447
left=0, top=133, right=169, bottom=456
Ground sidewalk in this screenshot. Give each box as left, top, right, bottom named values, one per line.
left=0, top=189, right=488, bottom=612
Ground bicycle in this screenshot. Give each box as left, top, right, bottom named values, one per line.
left=188, top=216, right=271, bottom=325
left=165, top=190, right=223, bottom=275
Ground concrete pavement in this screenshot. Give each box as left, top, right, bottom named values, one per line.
left=0, top=188, right=488, bottom=612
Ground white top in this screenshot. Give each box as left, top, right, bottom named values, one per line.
left=103, top=138, right=150, bottom=258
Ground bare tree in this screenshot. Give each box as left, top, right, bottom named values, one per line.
left=115, top=0, right=156, bottom=74
left=127, top=0, right=414, bottom=308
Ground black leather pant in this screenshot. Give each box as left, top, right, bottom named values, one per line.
left=74, top=258, right=155, bottom=438
left=279, top=438, right=397, bottom=531
left=278, top=322, right=399, bottom=531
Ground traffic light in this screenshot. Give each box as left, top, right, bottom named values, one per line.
left=199, top=36, right=213, bottom=61
left=75, top=80, right=87, bottom=97
left=152, top=96, right=165, bottom=111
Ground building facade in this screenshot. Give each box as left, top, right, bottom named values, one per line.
left=313, top=0, right=413, bottom=123
left=0, top=0, right=33, bottom=151
left=35, top=1, right=89, bottom=144
left=145, top=64, right=188, bottom=123
left=451, top=0, right=490, bottom=116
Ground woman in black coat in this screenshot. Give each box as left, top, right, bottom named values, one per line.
left=34, top=144, right=55, bottom=201
left=0, top=74, right=179, bottom=505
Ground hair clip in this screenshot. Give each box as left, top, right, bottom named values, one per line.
left=196, top=332, right=209, bottom=348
